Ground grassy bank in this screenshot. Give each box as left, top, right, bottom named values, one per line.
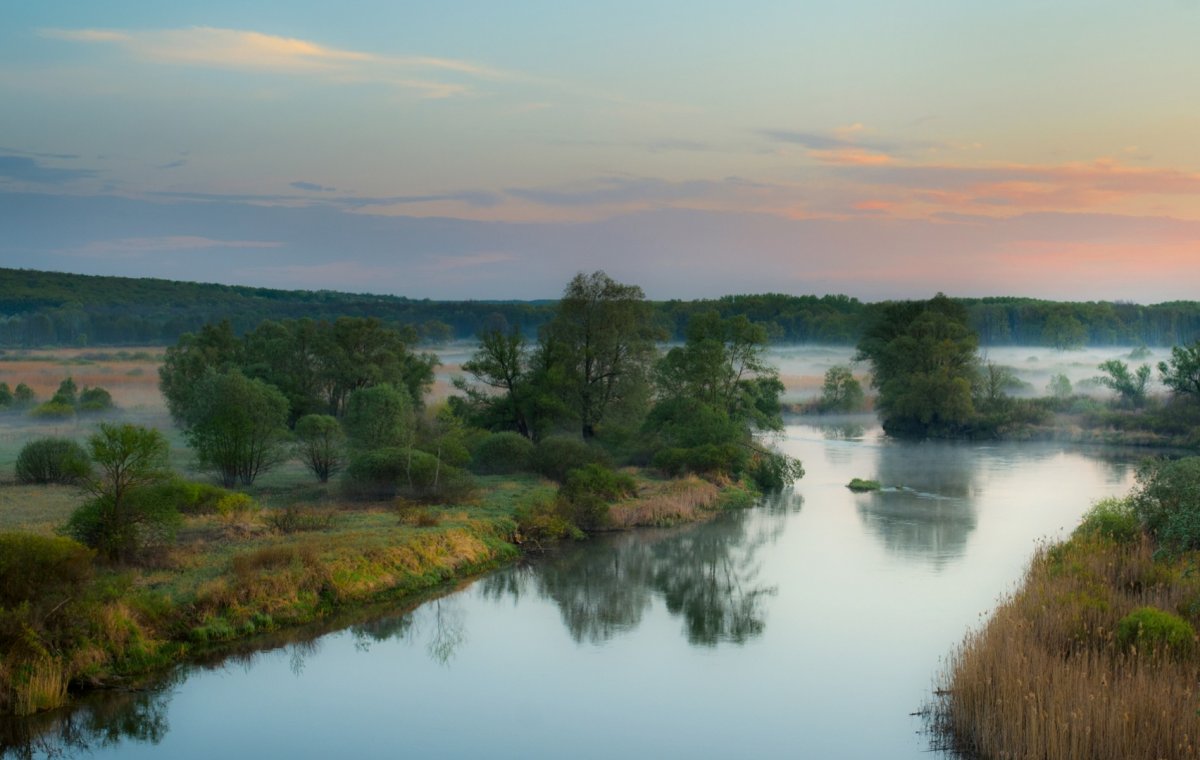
left=933, top=515, right=1200, bottom=757
left=0, top=468, right=740, bottom=717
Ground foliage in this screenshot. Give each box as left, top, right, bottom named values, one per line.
left=136, top=477, right=230, bottom=515
left=343, top=384, right=413, bottom=451
left=514, top=492, right=585, bottom=546
left=1047, top=373, right=1073, bottom=399
left=12, top=383, right=36, bottom=408
left=530, top=435, right=611, bottom=482
left=847, top=478, right=881, bottom=492
left=0, top=382, right=11, bottom=408
left=69, top=423, right=175, bottom=561
left=0, top=533, right=93, bottom=607
left=266, top=506, right=336, bottom=533
left=469, top=431, right=535, bottom=474
left=1041, top=310, right=1087, bottom=350
left=1074, top=497, right=1140, bottom=543
left=456, top=327, right=535, bottom=438
left=293, top=413, right=346, bottom=482
left=29, top=402, right=75, bottom=421
left=215, top=492, right=260, bottom=519
left=558, top=464, right=637, bottom=530
left=747, top=448, right=805, bottom=491
left=1158, top=340, right=1200, bottom=399
left=14, top=438, right=92, bottom=484
left=856, top=294, right=979, bottom=438
left=180, top=369, right=290, bottom=486
left=819, top=365, right=865, bottom=412
left=542, top=271, right=660, bottom=440
left=343, top=446, right=474, bottom=503
left=78, top=386, right=114, bottom=412
left=1130, top=457, right=1200, bottom=554
left=1095, top=359, right=1151, bottom=408
left=1115, top=607, right=1195, bottom=656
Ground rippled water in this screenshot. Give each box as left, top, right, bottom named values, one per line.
left=3, top=421, right=1141, bottom=759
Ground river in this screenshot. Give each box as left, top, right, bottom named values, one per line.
left=3, top=420, right=1140, bottom=759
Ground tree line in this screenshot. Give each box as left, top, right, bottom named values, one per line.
left=5, top=267, right=1200, bottom=348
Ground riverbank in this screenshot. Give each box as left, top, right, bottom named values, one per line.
left=0, top=471, right=736, bottom=717
left=932, top=512, right=1200, bottom=757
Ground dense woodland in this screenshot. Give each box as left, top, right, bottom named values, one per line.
left=4, top=267, right=1200, bottom=348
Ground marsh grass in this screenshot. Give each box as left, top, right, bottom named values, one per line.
left=608, top=475, right=721, bottom=528
left=934, top=535, right=1200, bottom=759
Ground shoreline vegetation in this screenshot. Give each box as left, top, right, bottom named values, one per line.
left=931, top=457, right=1200, bottom=759
left=1, top=270, right=803, bottom=719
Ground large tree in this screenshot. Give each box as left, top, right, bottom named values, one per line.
left=541, top=272, right=660, bottom=440
left=181, top=369, right=290, bottom=486
left=856, top=294, right=979, bottom=438
left=1159, top=341, right=1200, bottom=400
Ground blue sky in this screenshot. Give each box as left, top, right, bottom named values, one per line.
left=3, top=1, right=1199, bottom=300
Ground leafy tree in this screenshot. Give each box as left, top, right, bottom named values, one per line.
left=13, top=383, right=36, bottom=408
left=856, top=294, right=979, bottom=438
left=293, top=414, right=346, bottom=482
left=0, top=382, right=11, bottom=408
left=78, top=385, right=114, bottom=412
left=180, top=369, right=289, bottom=486
left=159, top=320, right=241, bottom=424
left=50, top=377, right=77, bottom=407
left=456, top=327, right=535, bottom=438
left=67, top=423, right=176, bottom=561
left=819, top=365, right=864, bottom=412
left=1042, top=311, right=1087, bottom=350
left=343, top=384, right=414, bottom=451
left=15, top=438, right=92, bottom=484
left=542, top=271, right=660, bottom=440
left=1159, top=341, right=1200, bottom=400
left=1096, top=359, right=1151, bottom=408
left=1047, top=373, right=1073, bottom=399
left=975, top=362, right=1022, bottom=412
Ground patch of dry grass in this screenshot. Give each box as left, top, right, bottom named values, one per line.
left=608, top=475, right=722, bottom=528
left=935, top=536, right=1200, bottom=759
left=0, top=484, right=80, bottom=536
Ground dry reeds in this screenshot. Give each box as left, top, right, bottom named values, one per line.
left=607, top=475, right=721, bottom=528
left=934, top=536, right=1200, bottom=759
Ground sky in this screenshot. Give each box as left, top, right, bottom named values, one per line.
left=2, top=1, right=1199, bottom=302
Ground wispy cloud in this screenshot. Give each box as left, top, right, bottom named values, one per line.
left=157, top=159, right=187, bottom=170
left=40, top=26, right=515, bottom=98
left=0, top=155, right=95, bottom=184
left=65, top=235, right=283, bottom=258
left=290, top=181, right=336, bottom=193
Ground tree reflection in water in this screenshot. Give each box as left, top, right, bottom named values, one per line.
left=481, top=503, right=789, bottom=647
left=1, top=674, right=176, bottom=760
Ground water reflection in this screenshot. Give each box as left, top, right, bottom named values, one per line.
left=1, top=678, right=175, bottom=759
left=481, top=506, right=783, bottom=647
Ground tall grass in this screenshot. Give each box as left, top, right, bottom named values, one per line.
left=933, top=535, right=1200, bottom=759
left=607, top=475, right=721, bottom=528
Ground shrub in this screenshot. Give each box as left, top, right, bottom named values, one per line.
left=78, top=386, right=114, bottom=413
left=0, top=534, right=93, bottom=607
left=1116, top=606, right=1195, bottom=656
left=293, top=413, right=346, bottom=482
left=14, top=438, right=92, bottom=484
left=267, top=506, right=336, bottom=533
left=1075, top=497, right=1140, bottom=543
left=514, top=492, right=584, bottom=546
left=748, top=449, right=805, bottom=491
left=65, top=493, right=182, bottom=560
left=531, top=435, right=610, bottom=482
left=847, top=478, right=881, bottom=492
left=29, top=402, right=76, bottom=421
left=12, top=383, right=36, bottom=408
left=1130, top=457, right=1200, bottom=553
left=343, top=447, right=409, bottom=500
left=558, top=464, right=636, bottom=530
left=49, top=378, right=77, bottom=407
left=470, top=431, right=534, bottom=474
left=215, top=492, right=260, bottom=519
left=342, top=447, right=474, bottom=503
left=0, top=382, right=12, bottom=408
left=137, top=477, right=229, bottom=515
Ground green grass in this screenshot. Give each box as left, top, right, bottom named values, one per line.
left=847, top=477, right=882, bottom=492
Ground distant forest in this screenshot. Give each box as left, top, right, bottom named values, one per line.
left=2, top=267, right=1199, bottom=349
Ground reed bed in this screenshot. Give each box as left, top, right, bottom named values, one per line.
left=934, top=536, right=1200, bottom=759
left=608, top=475, right=721, bottom=528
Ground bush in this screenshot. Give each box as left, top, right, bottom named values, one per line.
left=1116, top=606, right=1195, bottom=656
left=267, top=506, right=336, bottom=533
left=14, top=438, right=92, bottom=484
left=0, top=534, right=93, bottom=607
left=470, top=431, right=534, bottom=474
left=1075, top=497, right=1141, bottom=543
left=215, top=493, right=260, bottom=519
left=531, top=435, right=610, bottom=482
left=343, top=447, right=474, bottom=503
left=65, top=493, right=182, bottom=560
left=12, top=383, right=36, bottom=408
left=78, top=386, right=114, bottom=413
left=29, top=402, right=75, bottom=421
left=558, top=464, right=636, bottom=530
left=748, top=449, right=805, bottom=491
left=0, top=382, right=12, bottom=408
left=847, top=478, right=881, bottom=492
left=514, top=492, right=585, bottom=546
left=1130, top=457, right=1200, bottom=554
left=134, top=477, right=230, bottom=515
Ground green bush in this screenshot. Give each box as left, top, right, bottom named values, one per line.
left=49, top=378, right=77, bottom=407
left=1131, top=457, right=1200, bottom=554
left=14, top=438, right=92, bottom=484
left=343, top=447, right=474, bottom=503
left=215, top=492, right=260, bottom=518
left=78, top=386, right=114, bottom=413
left=748, top=450, right=805, bottom=491
left=847, top=478, right=881, bottom=492
left=135, top=477, right=229, bottom=515
left=514, top=492, right=584, bottom=545
left=12, top=383, right=36, bottom=408
left=0, top=382, right=12, bottom=408
left=0, top=533, right=94, bottom=607
left=1075, top=497, right=1141, bottom=543
left=470, top=431, right=534, bottom=474
left=531, top=435, right=610, bottom=482
left=1116, top=606, right=1195, bottom=656
left=29, top=402, right=76, bottom=421
left=65, top=494, right=182, bottom=560
left=558, top=464, right=636, bottom=530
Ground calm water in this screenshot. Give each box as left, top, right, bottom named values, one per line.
left=4, top=421, right=1139, bottom=759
